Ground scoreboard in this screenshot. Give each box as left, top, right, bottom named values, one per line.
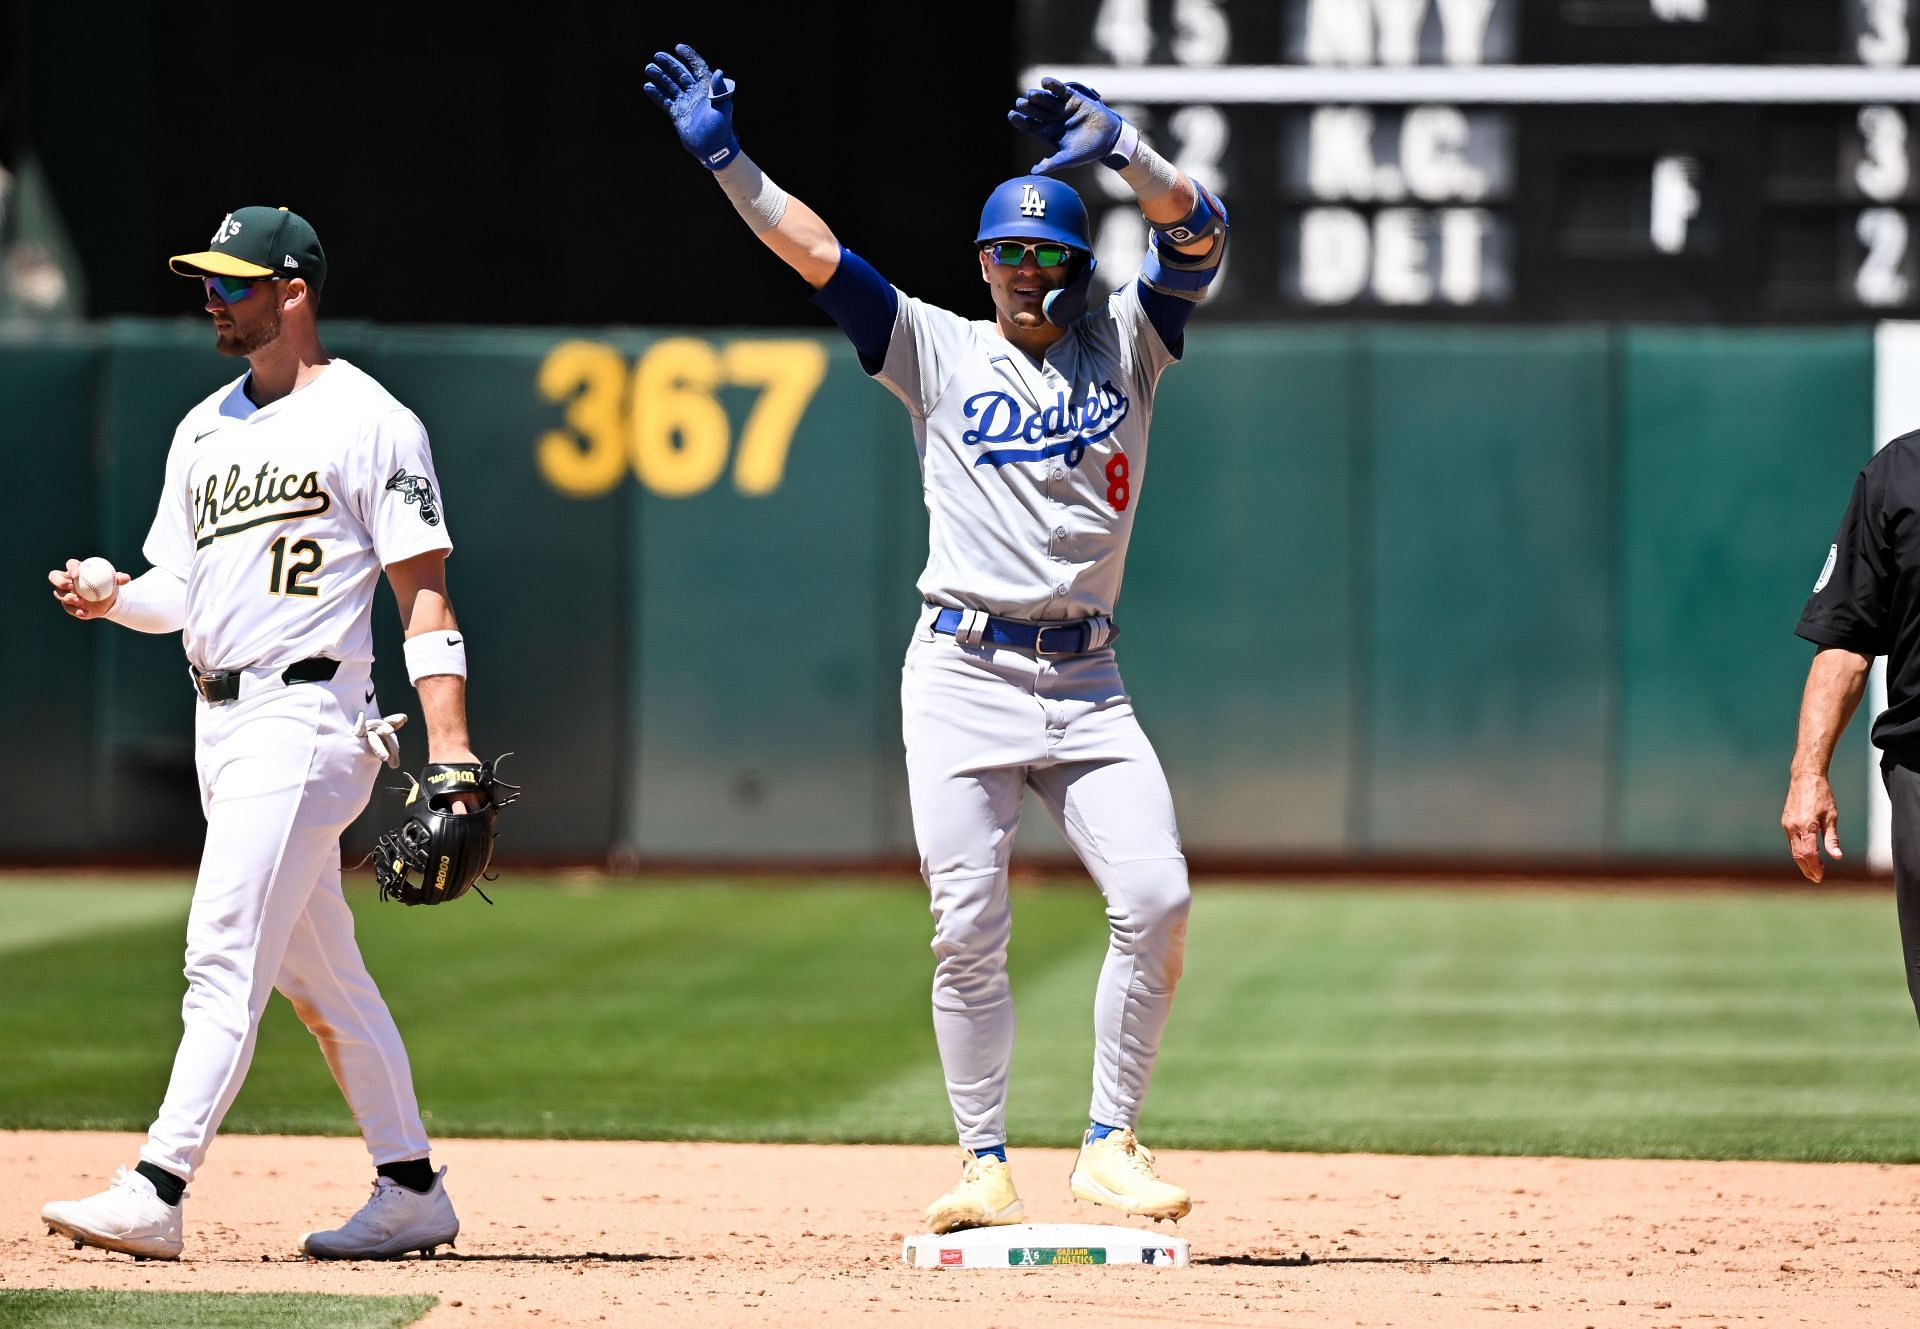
left=1018, top=0, right=1920, bottom=320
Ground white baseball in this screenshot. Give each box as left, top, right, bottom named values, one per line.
left=76, top=556, right=118, bottom=602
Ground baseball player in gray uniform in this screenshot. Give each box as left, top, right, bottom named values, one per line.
left=645, top=48, right=1226, bottom=1232
left=41, top=207, right=473, bottom=1260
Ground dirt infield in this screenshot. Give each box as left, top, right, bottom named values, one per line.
left=4, top=1132, right=1918, bottom=1327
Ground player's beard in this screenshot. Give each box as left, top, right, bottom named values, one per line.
left=216, top=299, right=282, bottom=357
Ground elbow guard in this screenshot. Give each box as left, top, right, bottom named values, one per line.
left=1142, top=183, right=1228, bottom=302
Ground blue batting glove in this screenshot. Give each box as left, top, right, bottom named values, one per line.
left=1008, top=77, right=1137, bottom=174
left=642, top=43, right=741, bottom=170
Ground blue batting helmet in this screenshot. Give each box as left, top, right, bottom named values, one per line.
left=974, top=176, right=1092, bottom=250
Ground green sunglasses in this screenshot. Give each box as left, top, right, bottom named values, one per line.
left=984, top=240, right=1077, bottom=268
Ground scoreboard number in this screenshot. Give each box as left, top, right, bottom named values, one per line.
left=1857, top=208, right=1912, bottom=307
left=1855, top=0, right=1911, bottom=68
left=1023, top=0, right=1920, bottom=321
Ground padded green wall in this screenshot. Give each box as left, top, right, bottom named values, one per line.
left=1362, top=328, right=1615, bottom=855
left=1615, top=328, right=1873, bottom=857
left=0, top=320, right=1874, bottom=865
left=0, top=337, right=104, bottom=853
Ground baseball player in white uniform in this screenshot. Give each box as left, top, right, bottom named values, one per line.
left=645, top=50, right=1227, bottom=1231
left=41, top=207, right=474, bottom=1261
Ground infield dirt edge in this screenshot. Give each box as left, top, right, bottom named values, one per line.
left=5, top=1131, right=1919, bottom=1328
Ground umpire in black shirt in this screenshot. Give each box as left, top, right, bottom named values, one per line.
left=1786, top=431, right=1920, bottom=1015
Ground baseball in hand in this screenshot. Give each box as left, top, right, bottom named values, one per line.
left=76, top=557, right=118, bottom=602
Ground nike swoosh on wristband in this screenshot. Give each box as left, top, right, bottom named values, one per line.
left=366, top=689, right=376, bottom=703
left=445, top=636, right=461, bottom=645
left=193, top=429, right=220, bottom=443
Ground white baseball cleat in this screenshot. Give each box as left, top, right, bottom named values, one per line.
left=924, top=1150, right=1026, bottom=1235
left=1068, top=1128, right=1192, bottom=1223
left=41, top=1166, right=185, bottom=1260
left=301, top=1166, right=459, bottom=1260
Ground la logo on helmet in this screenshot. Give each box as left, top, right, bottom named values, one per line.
left=212, top=214, right=242, bottom=244
left=1019, top=184, right=1047, bottom=217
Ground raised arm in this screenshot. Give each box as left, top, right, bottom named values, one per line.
left=643, top=44, right=843, bottom=290
left=1008, top=78, right=1228, bottom=309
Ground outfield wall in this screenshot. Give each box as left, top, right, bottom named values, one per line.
left=0, top=320, right=1874, bottom=866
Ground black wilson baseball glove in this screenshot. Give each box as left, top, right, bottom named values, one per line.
left=369, top=758, right=520, bottom=906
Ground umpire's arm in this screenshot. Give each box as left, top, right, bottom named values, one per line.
left=1782, top=646, right=1874, bottom=882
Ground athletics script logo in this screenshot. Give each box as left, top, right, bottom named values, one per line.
left=194, top=461, right=331, bottom=549
left=960, top=382, right=1129, bottom=470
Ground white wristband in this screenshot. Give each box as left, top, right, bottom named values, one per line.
left=714, top=152, right=790, bottom=234
left=403, top=632, right=468, bottom=682
left=1116, top=137, right=1179, bottom=205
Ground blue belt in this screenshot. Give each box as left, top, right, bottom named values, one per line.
left=931, top=607, right=1114, bottom=656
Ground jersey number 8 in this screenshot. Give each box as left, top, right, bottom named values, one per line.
left=1105, top=453, right=1130, bottom=513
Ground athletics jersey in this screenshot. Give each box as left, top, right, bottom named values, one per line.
left=874, top=281, right=1179, bottom=622
left=141, top=358, right=453, bottom=671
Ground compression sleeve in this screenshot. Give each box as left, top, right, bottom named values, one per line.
left=1135, top=280, right=1194, bottom=359
left=808, top=247, right=899, bottom=375
left=104, top=566, right=188, bottom=634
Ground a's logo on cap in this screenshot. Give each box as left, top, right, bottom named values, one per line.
left=211, top=213, right=242, bottom=244
left=1019, top=183, right=1046, bottom=217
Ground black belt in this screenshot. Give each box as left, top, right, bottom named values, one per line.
left=190, top=656, right=340, bottom=703
left=930, top=607, right=1114, bottom=657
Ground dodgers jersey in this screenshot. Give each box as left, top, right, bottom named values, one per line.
left=141, top=359, right=453, bottom=671
left=874, top=281, right=1179, bottom=622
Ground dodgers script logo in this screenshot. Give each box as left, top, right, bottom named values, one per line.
left=961, top=382, right=1129, bottom=470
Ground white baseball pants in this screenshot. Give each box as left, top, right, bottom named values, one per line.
left=140, top=661, right=431, bottom=1181
left=901, top=611, right=1191, bottom=1151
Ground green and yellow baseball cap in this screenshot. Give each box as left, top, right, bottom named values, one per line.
left=169, top=206, right=326, bottom=291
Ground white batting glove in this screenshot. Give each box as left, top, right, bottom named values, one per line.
left=353, top=711, right=410, bottom=768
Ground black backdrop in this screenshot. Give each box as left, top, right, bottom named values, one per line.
left=13, top=0, right=1018, bottom=327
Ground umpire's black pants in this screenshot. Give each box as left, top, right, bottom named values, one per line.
left=1880, top=758, right=1920, bottom=1022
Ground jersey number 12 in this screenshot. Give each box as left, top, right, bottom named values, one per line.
left=267, top=536, right=323, bottom=597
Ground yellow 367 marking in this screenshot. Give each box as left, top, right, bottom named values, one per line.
left=536, top=336, right=828, bottom=500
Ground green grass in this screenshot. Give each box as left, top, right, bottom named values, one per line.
left=0, top=1290, right=434, bottom=1328
left=2, top=875, right=1918, bottom=1161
